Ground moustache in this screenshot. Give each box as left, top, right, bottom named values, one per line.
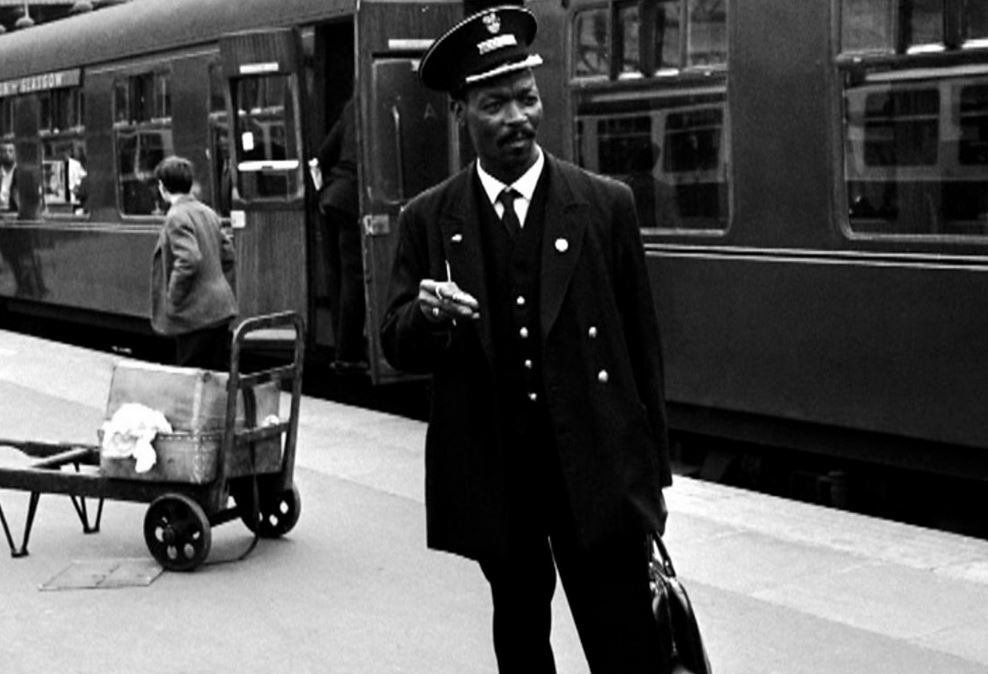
left=498, top=129, right=535, bottom=147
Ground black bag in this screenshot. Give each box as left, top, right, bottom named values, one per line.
left=648, top=533, right=713, bottom=674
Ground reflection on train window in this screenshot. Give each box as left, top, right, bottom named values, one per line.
left=652, top=1, right=681, bottom=71
left=208, top=63, right=231, bottom=216
left=966, top=2, right=988, bottom=41
left=840, top=0, right=988, bottom=53
left=233, top=74, right=301, bottom=200
left=114, top=71, right=173, bottom=215
left=617, top=2, right=642, bottom=76
left=117, top=129, right=174, bottom=216
left=573, top=7, right=609, bottom=78
left=844, top=77, right=988, bottom=236
left=862, top=89, right=939, bottom=166
left=841, top=0, right=894, bottom=52
left=573, top=0, right=726, bottom=79
left=905, top=0, right=942, bottom=48
left=369, top=58, right=450, bottom=203
left=687, top=0, right=727, bottom=66
left=575, top=99, right=728, bottom=231
left=39, top=87, right=87, bottom=216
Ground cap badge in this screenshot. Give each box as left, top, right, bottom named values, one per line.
left=483, top=12, right=501, bottom=34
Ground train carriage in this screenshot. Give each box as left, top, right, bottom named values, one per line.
left=2, top=0, right=988, bottom=480
left=0, top=0, right=463, bottom=383
left=550, top=0, right=988, bottom=477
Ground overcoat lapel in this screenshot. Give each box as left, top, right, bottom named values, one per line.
left=540, top=158, right=587, bottom=339
left=438, top=166, right=495, bottom=366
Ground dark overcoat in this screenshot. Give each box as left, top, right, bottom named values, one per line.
left=381, top=152, right=671, bottom=561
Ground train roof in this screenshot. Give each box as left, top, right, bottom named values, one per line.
left=0, top=0, right=452, bottom=80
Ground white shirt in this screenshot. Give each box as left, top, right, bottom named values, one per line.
left=475, top=147, right=545, bottom=229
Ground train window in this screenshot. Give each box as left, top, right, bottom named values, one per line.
left=617, top=2, right=643, bottom=76
left=38, top=87, right=87, bottom=216
left=841, top=0, right=988, bottom=53
left=839, top=2, right=988, bottom=236
left=843, top=76, right=988, bottom=236
left=652, top=1, right=681, bottom=71
left=232, top=74, right=301, bottom=200
left=113, top=72, right=174, bottom=216
left=573, top=7, right=610, bottom=78
left=841, top=0, right=894, bottom=52
left=687, top=0, right=727, bottom=66
left=0, top=98, right=12, bottom=138
left=905, top=0, right=943, bottom=49
left=965, top=2, right=988, bottom=42
left=571, top=0, right=730, bottom=232
left=575, top=94, right=728, bottom=231
left=208, top=63, right=231, bottom=216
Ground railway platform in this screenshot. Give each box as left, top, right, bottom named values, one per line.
left=1, top=329, right=987, bottom=673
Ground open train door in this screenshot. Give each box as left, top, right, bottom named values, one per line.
left=220, top=29, right=308, bottom=330
left=358, top=22, right=457, bottom=384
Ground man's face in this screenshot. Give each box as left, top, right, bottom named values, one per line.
left=455, top=69, right=542, bottom=183
left=0, top=144, right=14, bottom=169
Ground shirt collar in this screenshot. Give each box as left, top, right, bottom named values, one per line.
left=476, top=146, right=544, bottom=206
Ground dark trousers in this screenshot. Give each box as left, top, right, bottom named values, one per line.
left=175, top=321, right=231, bottom=371
left=478, top=422, right=660, bottom=673
left=324, top=207, right=366, bottom=364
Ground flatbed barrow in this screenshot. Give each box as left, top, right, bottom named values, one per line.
left=0, top=311, right=304, bottom=572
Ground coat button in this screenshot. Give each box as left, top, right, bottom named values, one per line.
left=516, top=295, right=526, bottom=306
left=597, top=369, right=609, bottom=383
left=519, top=327, right=529, bottom=339
left=528, top=392, right=538, bottom=402
left=523, top=359, right=533, bottom=369
left=588, top=326, right=598, bottom=339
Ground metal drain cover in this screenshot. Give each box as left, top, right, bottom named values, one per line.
left=39, top=558, right=163, bottom=590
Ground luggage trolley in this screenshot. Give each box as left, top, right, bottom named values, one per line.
left=0, top=311, right=305, bottom=572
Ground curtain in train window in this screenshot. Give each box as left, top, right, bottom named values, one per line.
left=844, top=77, right=988, bottom=236
left=572, top=7, right=610, bottom=78
left=233, top=74, right=301, bottom=200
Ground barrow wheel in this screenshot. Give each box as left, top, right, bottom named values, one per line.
left=143, top=494, right=212, bottom=572
left=236, top=483, right=301, bottom=538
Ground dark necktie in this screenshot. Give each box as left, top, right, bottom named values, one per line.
left=498, top=188, right=521, bottom=239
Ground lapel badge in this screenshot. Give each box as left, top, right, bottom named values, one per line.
left=451, top=233, right=463, bottom=243
left=554, top=238, right=569, bottom=253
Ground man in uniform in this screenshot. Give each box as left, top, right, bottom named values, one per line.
left=380, top=6, right=671, bottom=671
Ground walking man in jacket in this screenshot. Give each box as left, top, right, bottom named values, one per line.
left=380, top=6, right=671, bottom=671
left=151, top=156, right=237, bottom=369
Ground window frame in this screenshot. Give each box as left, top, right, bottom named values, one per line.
left=112, top=68, right=174, bottom=218
left=568, top=0, right=732, bottom=236
left=837, top=0, right=988, bottom=242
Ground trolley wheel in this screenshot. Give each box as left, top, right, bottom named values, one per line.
left=236, top=483, right=301, bottom=538
left=143, top=494, right=212, bottom=572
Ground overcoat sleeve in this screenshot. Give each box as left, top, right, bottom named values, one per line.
left=380, top=201, right=454, bottom=373
left=612, top=184, right=672, bottom=486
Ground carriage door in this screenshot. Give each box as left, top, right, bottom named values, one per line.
left=362, top=53, right=451, bottom=383
left=220, top=29, right=308, bottom=325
